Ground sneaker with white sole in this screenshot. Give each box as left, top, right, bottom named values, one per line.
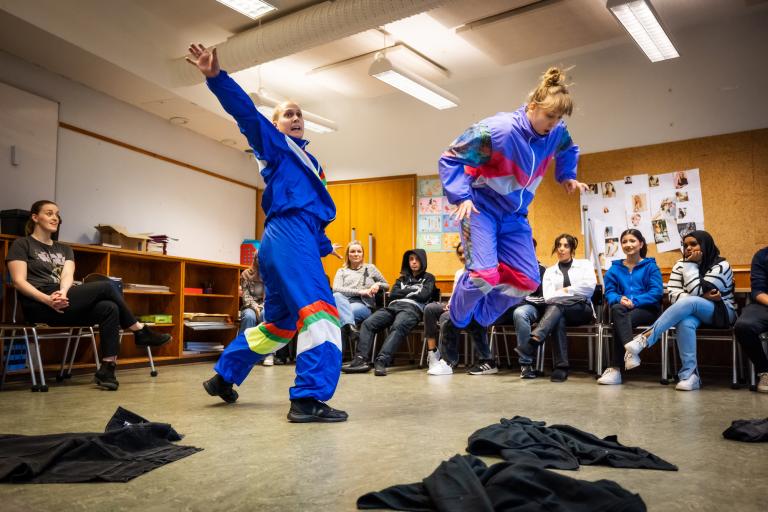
left=468, top=359, right=498, bottom=375
left=675, top=373, right=701, bottom=391
left=758, top=372, right=768, bottom=393
left=597, top=367, right=622, bottom=385
left=262, top=354, right=274, bottom=366
left=427, top=359, right=454, bottom=375
left=426, top=350, right=441, bottom=372
left=623, top=332, right=649, bottom=370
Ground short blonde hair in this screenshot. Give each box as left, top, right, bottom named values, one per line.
left=271, top=100, right=301, bottom=124
left=344, top=240, right=364, bottom=268
left=527, top=67, right=573, bottom=117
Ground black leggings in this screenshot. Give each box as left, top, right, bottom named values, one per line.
left=609, top=304, right=660, bottom=367
left=734, top=303, right=768, bottom=374
left=21, top=281, right=137, bottom=359
left=532, top=302, right=594, bottom=369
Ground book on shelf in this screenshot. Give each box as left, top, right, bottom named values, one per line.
left=183, top=313, right=231, bottom=322
left=184, top=341, right=225, bottom=353
left=184, top=321, right=235, bottom=331
left=124, top=283, right=171, bottom=292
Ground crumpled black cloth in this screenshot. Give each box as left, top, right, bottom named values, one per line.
left=357, top=454, right=647, bottom=512
left=467, top=416, right=677, bottom=471
left=0, top=407, right=201, bottom=483
left=722, top=418, right=768, bottom=442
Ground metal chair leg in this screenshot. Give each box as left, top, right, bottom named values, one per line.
left=28, top=328, right=48, bottom=391
left=588, top=337, right=594, bottom=373
left=92, top=327, right=101, bottom=370
left=22, top=330, right=37, bottom=389
left=418, top=336, right=427, bottom=368
left=661, top=331, right=669, bottom=385
left=147, top=347, right=158, bottom=377
left=731, top=336, right=739, bottom=389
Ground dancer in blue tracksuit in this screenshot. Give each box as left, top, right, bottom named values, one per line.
left=439, top=67, right=588, bottom=329
left=187, top=44, right=347, bottom=423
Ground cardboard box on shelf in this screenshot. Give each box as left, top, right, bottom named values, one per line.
left=95, top=224, right=151, bottom=252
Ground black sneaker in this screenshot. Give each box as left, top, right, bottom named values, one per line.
left=520, top=365, right=537, bottom=379
left=287, top=398, right=348, bottom=423
left=373, top=358, right=387, bottom=376
left=94, top=362, right=119, bottom=390
left=550, top=368, right=569, bottom=382
left=203, top=374, right=239, bottom=403
left=134, top=325, right=172, bottom=347
left=468, top=359, right=499, bottom=375
left=341, top=355, right=370, bottom=374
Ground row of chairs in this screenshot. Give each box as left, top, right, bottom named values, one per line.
left=0, top=287, right=158, bottom=392
left=410, top=286, right=766, bottom=389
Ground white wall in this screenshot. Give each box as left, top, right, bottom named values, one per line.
left=0, top=50, right=260, bottom=264
left=308, top=12, right=768, bottom=181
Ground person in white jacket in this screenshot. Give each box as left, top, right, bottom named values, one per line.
left=515, top=234, right=596, bottom=382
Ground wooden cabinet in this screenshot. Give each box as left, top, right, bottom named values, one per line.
left=0, top=234, right=242, bottom=373
left=323, top=176, right=416, bottom=286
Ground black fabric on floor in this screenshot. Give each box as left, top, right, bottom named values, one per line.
left=722, top=418, right=768, bottom=442
left=0, top=407, right=201, bottom=483
left=357, top=454, right=647, bottom=512
left=466, top=416, right=676, bottom=471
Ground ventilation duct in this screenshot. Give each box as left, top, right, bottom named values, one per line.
left=170, top=0, right=455, bottom=87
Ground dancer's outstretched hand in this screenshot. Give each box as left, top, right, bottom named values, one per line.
left=562, top=179, right=589, bottom=194
left=330, top=243, right=343, bottom=260
left=186, top=43, right=220, bottom=78
left=453, top=199, right=479, bottom=221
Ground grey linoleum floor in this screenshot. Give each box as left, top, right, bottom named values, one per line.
left=0, top=362, right=766, bottom=511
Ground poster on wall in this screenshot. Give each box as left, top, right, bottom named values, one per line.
left=416, top=177, right=456, bottom=252
left=580, top=168, right=705, bottom=263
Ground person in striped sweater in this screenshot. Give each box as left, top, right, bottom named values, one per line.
left=624, top=231, right=736, bottom=390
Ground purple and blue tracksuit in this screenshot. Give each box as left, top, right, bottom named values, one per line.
left=206, top=71, right=341, bottom=401
left=438, top=105, right=579, bottom=328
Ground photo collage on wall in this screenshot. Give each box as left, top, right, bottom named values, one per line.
left=581, top=169, right=704, bottom=268
left=416, top=178, right=461, bottom=252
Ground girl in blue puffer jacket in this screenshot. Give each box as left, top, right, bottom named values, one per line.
left=597, top=229, right=663, bottom=385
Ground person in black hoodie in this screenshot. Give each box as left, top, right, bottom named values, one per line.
left=734, top=246, right=768, bottom=393
left=342, top=249, right=435, bottom=376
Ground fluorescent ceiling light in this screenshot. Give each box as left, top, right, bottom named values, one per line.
left=249, top=91, right=338, bottom=134
left=216, top=0, right=276, bottom=20
left=369, top=53, right=458, bottom=110
left=607, top=0, right=679, bottom=62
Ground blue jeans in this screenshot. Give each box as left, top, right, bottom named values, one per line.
left=238, top=307, right=261, bottom=334
left=646, top=296, right=715, bottom=380
left=333, top=292, right=372, bottom=327
left=512, top=304, right=540, bottom=365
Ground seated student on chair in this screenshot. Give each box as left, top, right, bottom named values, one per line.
left=734, top=246, right=768, bottom=393
left=624, top=230, right=736, bottom=391
left=492, top=238, right=547, bottom=379
left=425, top=242, right=494, bottom=376
left=342, top=249, right=435, bottom=376
left=239, top=255, right=285, bottom=365
left=597, top=229, right=663, bottom=385
left=515, top=234, right=596, bottom=383
left=6, top=200, right=171, bottom=391
left=332, top=240, right=389, bottom=357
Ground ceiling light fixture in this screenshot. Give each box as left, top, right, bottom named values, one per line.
left=249, top=90, right=338, bottom=134
left=606, top=0, right=679, bottom=62
left=368, top=52, right=458, bottom=110
left=215, top=0, right=276, bottom=20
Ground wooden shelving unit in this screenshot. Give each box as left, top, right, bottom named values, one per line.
left=0, top=234, right=243, bottom=375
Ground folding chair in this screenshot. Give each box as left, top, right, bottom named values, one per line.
left=662, top=326, right=740, bottom=387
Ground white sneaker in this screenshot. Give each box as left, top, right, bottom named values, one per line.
left=623, top=332, right=648, bottom=370
left=597, top=367, right=622, bottom=385
left=757, top=372, right=768, bottom=393
left=426, top=350, right=441, bottom=372
left=675, top=373, right=701, bottom=391
left=263, top=354, right=274, bottom=366
left=427, top=359, right=453, bottom=376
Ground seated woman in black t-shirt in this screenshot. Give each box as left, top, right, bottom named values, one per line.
left=6, top=200, right=170, bottom=390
